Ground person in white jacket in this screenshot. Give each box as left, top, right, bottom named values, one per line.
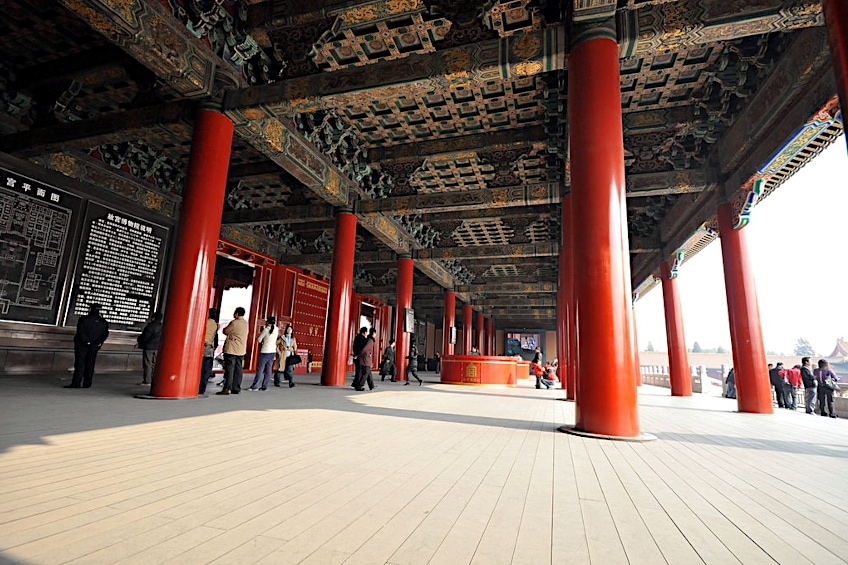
left=248, top=316, right=278, bottom=391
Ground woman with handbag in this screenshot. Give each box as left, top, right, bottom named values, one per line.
left=814, top=359, right=839, bottom=417
left=274, top=323, right=299, bottom=388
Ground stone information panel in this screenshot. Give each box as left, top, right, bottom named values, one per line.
left=0, top=168, right=82, bottom=324
left=67, top=203, right=168, bottom=332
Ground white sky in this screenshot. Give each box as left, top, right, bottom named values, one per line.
left=635, top=137, right=848, bottom=356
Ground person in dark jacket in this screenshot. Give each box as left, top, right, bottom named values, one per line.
left=800, top=356, right=817, bottom=414
left=65, top=304, right=109, bottom=389
left=380, top=339, right=397, bottom=381
left=351, top=327, right=368, bottom=389
left=136, top=311, right=162, bottom=385
left=725, top=368, right=736, bottom=399
left=405, top=342, right=422, bottom=386
left=768, top=362, right=786, bottom=408
left=355, top=329, right=376, bottom=391
left=532, top=347, right=543, bottom=365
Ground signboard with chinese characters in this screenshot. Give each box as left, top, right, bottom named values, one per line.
left=291, top=272, right=329, bottom=370
left=66, top=203, right=169, bottom=331
left=0, top=168, right=83, bottom=324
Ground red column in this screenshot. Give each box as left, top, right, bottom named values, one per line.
left=824, top=0, right=848, bottom=147
left=463, top=304, right=473, bottom=354
left=395, top=255, right=414, bottom=381
left=320, top=211, right=357, bottom=386
left=557, top=248, right=568, bottom=389
left=717, top=203, right=772, bottom=413
left=244, top=265, right=269, bottom=372
left=443, top=290, right=456, bottom=356
left=562, top=195, right=577, bottom=401
left=660, top=262, right=692, bottom=396
left=211, top=279, right=224, bottom=313
left=476, top=312, right=485, bottom=353
left=487, top=319, right=495, bottom=355
left=569, top=32, right=639, bottom=437
left=151, top=108, right=233, bottom=398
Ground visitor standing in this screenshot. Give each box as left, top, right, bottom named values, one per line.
left=801, top=357, right=817, bottom=414
left=814, top=359, right=839, bottom=418
left=380, top=339, right=397, bottom=382
left=249, top=316, right=278, bottom=391
left=276, top=323, right=299, bottom=388
left=351, top=327, right=368, bottom=389
left=136, top=311, right=162, bottom=386
left=769, top=362, right=787, bottom=408
left=199, top=308, right=219, bottom=395
left=782, top=365, right=802, bottom=410
left=725, top=368, right=736, bottom=399
left=65, top=304, right=109, bottom=389
left=356, top=328, right=376, bottom=391
left=405, top=342, right=422, bottom=386
left=217, top=307, right=247, bottom=395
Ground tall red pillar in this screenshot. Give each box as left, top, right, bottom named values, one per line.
left=562, top=195, right=577, bottom=401
left=824, top=0, right=848, bottom=151
left=717, top=203, right=772, bottom=413
left=660, top=262, right=692, bottom=396
left=443, top=290, right=456, bottom=356
left=211, top=279, right=224, bottom=313
left=476, top=312, right=485, bottom=352
left=487, top=319, right=495, bottom=355
left=244, top=265, right=270, bottom=372
left=557, top=246, right=567, bottom=371
left=568, top=28, right=640, bottom=438
left=321, top=211, right=357, bottom=386
left=149, top=108, right=233, bottom=398
left=395, top=255, right=414, bottom=381
left=463, top=304, right=473, bottom=354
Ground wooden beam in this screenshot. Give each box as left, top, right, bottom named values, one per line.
left=625, top=168, right=714, bottom=198
left=421, top=205, right=556, bottom=223
left=227, top=161, right=285, bottom=180
left=414, top=296, right=557, bottom=308
left=416, top=243, right=558, bottom=261
left=222, top=203, right=335, bottom=226
left=369, top=126, right=548, bottom=164
left=357, top=183, right=561, bottom=216
left=0, top=101, right=195, bottom=158
left=278, top=249, right=397, bottom=266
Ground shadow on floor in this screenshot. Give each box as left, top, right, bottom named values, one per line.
left=652, top=431, right=848, bottom=458
left=2, top=373, right=844, bottom=459
left=0, top=371, right=560, bottom=455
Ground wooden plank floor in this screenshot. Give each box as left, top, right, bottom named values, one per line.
left=1, top=372, right=846, bottom=565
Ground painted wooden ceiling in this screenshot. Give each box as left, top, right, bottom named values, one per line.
left=0, top=0, right=841, bottom=328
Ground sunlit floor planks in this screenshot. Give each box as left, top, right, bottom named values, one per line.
left=1, top=372, right=846, bottom=565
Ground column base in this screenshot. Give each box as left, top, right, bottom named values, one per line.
left=558, top=425, right=657, bottom=442
left=134, top=394, right=204, bottom=400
